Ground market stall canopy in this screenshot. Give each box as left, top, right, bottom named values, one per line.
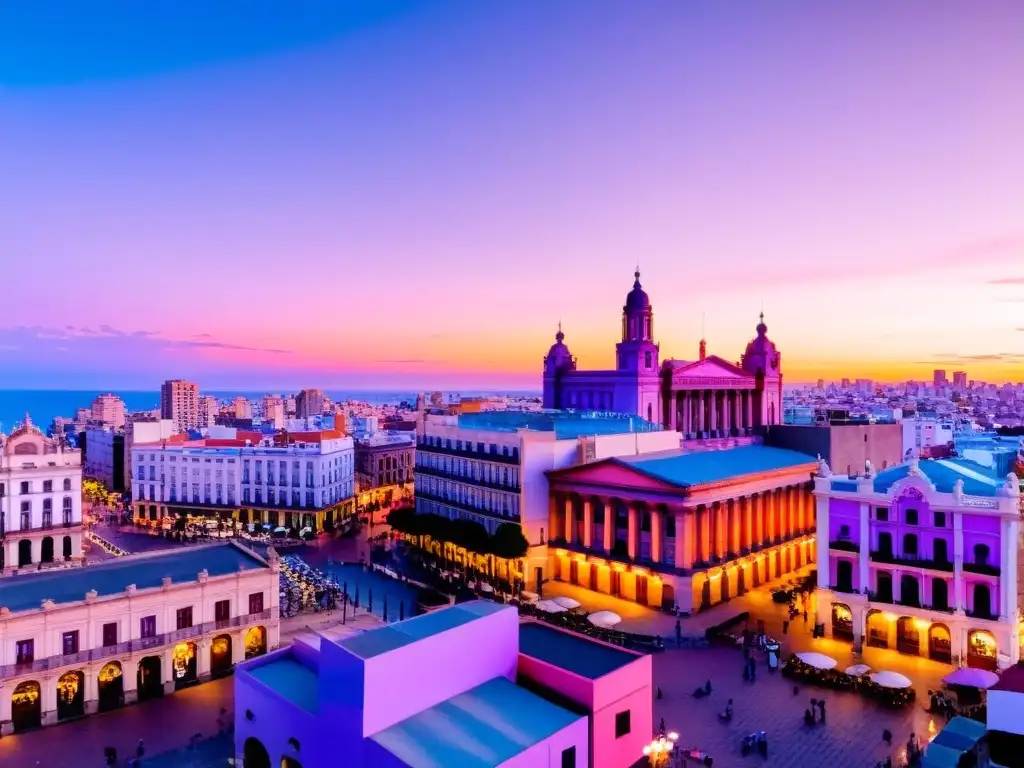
left=795, top=652, right=838, bottom=670
left=923, top=716, right=986, bottom=768
left=845, top=664, right=871, bottom=676
left=871, top=671, right=913, bottom=689
left=535, top=600, right=568, bottom=614
left=587, top=611, right=623, bottom=627
left=552, top=596, right=581, bottom=609
left=942, top=667, right=999, bottom=689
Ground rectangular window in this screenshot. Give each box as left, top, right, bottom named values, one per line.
left=215, top=599, right=231, bottom=624
left=140, top=615, right=157, bottom=638
left=875, top=507, right=889, bottom=522
left=102, top=623, right=118, bottom=647
left=176, top=607, right=193, bottom=630
left=16, top=639, right=34, bottom=665
left=43, top=479, right=53, bottom=493
left=249, top=592, right=264, bottom=615
left=615, top=710, right=631, bottom=738
left=20, top=481, right=30, bottom=494
left=561, top=746, right=577, bottom=768
left=62, top=630, right=79, bottom=656
left=905, top=508, right=918, bottom=526
left=934, top=511, right=946, bottom=528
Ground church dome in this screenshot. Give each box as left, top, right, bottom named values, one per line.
left=744, top=313, right=775, bottom=356
left=624, top=270, right=650, bottom=311
left=545, top=325, right=574, bottom=368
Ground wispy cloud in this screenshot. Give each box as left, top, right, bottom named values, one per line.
left=0, top=325, right=292, bottom=356
left=371, top=359, right=442, bottom=365
left=928, top=352, right=1024, bottom=364
left=988, top=277, right=1024, bottom=285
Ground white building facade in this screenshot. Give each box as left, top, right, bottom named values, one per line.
left=0, top=543, right=280, bottom=734
left=0, top=416, right=84, bottom=573
left=415, top=411, right=680, bottom=588
left=901, top=415, right=955, bottom=459
left=83, top=425, right=119, bottom=491
left=815, top=457, right=1022, bottom=670
left=132, top=431, right=355, bottom=532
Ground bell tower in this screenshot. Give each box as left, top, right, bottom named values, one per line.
left=616, top=270, right=659, bottom=374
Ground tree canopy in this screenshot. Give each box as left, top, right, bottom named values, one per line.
left=386, top=507, right=529, bottom=559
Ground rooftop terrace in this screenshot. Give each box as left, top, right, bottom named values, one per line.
left=518, top=621, right=641, bottom=680
left=370, top=676, right=583, bottom=768
left=338, top=601, right=508, bottom=660
left=619, top=445, right=817, bottom=488
left=0, top=543, right=267, bottom=613
left=456, top=409, right=661, bottom=439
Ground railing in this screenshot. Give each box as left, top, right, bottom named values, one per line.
left=829, top=540, right=859, bottom=553
left=417, top=442, right=519, bottom=465
left=962, top=561, right=1000, bottom=576
left=869, top=551, right=954, bottom=572
left=415, top=490, right=521, bottom=523
left=414, top=465, right=521, bottom=494
left=0, top=609, right=277, bottom=681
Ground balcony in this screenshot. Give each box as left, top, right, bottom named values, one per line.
left=829, top=539, right=859, bottom=553
left=0, top=609, right=277, bottom=681
left=962, top=561, right=1000, bottom=576
left=417, top=441, right=519, bottom=466
left=416, top=490, right=521, bottom=523
left=869, top=551, right=954, bottom=572
left=414, top=465, right=521, bottom=494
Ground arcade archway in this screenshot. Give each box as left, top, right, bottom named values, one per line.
left=56, top=671, right=85, bottom=721
left=245, top=626, right=267, bottom=659
left=98, top=662, right=124, bottom=711
left=12, top=680, right=42, bottom=732
left=137, top=655, right=163, bottom=701
left=211, top=635, right=233, bottom=678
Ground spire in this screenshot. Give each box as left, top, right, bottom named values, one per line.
left=633, top=266, right=642, bottom=289
left=756, top=310, right=767, bottom=336
left=555, top=320, right=564, bottom=343
left=23, top=411, right=32, bottom=428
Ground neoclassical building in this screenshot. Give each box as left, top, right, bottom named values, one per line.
left=814, top=457, right=1022, bottom=670
left=542, top=271, right=784, bottom=437
left=0, top=414, right=84, bottom=574
left=546, top=445, right=818, bottom=613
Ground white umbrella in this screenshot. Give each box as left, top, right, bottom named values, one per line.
left=795, top=652, right=838, bottom=670
left=871, top=671, right=913, bottom=689
left=535, top=600, right=568, bottom=614
left=943, top=667, right=999, bottom=689
left=552, top=596, right=581, bottom=609
left=846, top=663, right=872, bottom=676
left=587, top=610, right=622, bottom=627
left=478, top=582, right=494, bottom=593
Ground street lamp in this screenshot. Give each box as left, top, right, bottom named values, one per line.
left=642, top=732, right=678, bottom=767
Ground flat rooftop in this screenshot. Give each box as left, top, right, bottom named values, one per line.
left=371, top=676, right=583, bottom=768
left=619, top=445, right=816, bottom=488
left=456, top=409, right=660, bottom=439
left=338, top=600, right=508, bottom=660
left=246, top=655, right=319, bottom=714
left=0, top=543, right=267, bottom=613
left=518, top=622, right=640, bottom=680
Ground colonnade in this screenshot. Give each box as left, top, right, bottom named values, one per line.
left=666, top=389, right=757, bottom=436
left=550, top=483, right=815, bottom=570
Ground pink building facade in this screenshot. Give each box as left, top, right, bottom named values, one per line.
left=547, top=445, right=818, bottom=613
left=234, top=602, right=653, bottom=767
left=543, top=271, right=783, bottom=439
left=814, top=456, right=1022, bottom=670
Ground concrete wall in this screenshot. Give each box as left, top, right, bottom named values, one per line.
left=767, top=424, right=903, bottom=474
left=590, top=655, right=653, bottom=768
left=989, top=691, right=1024, bottom=736
left=499, top=717, right=590, bottom=768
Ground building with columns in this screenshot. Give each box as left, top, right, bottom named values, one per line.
left=0, top=414, right=84, bottom=574
left=543, top=271, right=783, bottom=439
left=415, top=410, right=680, bottom=590
left=814, top=456, right=1022, bottom=671
left=0, top=542, right=278, bottom=734
left=546, top=445, right=818, bottom=613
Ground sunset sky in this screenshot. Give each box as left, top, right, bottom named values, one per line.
left=2, top=1, right=1023, bottom=390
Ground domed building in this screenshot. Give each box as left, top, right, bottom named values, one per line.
left=0, top=413, right=85, bottom=573
left=543, top=272, right=784, bottom=438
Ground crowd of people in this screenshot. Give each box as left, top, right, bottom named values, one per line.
left=278, top=555, right=345, bottom=618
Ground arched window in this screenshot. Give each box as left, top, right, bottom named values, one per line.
left=63, top=478, right=72, bottom=491
left=972, top=584, right=992, bottom=619
left=973, top=543, right=990, bottom=566
left=931, top=579, right=949, bottom=611
left=933, top=538, right=949, bottom=564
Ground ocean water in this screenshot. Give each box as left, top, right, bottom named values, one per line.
left=0, top=388, right=540, bottom=433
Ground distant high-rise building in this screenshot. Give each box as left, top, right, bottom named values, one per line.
left=840, top=378, right=851, bottom=389
left=952, top=371, right=968, bottom=389
left=160, top=379, right=200, bottom=433
left=198, top=395, right=220, bottom=428
left=296, top=388, right=325, bottom=419
left=816, top=379, right=825, bottom=390
left=90, top=393, right=126, bottom=428
left=263, top=395, right=285, bottom=429
left=933, top=369, right=948, bottom=387
left=231, top=396, right=252, bottom=420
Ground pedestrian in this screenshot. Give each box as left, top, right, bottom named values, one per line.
left=782, top=619, right=789, bottom=635
left=659, top=717, right=666, bottom=735
left=136, top=739, right=146, bottom=759
left=803, top=609, right=808, bottom=625
left=818, top=698, right=826, bottom=723
left=675, top=619, right=682, bottom=648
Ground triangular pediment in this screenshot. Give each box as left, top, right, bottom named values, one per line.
left=547, top=458, right=684, bottom=493
left=673, top=355, right=751, bottom=381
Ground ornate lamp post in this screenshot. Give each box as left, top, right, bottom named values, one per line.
left=642, top=732, right=678, bottom=767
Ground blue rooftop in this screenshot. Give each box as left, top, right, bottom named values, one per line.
left=873, top=458, right=1004, bottom=497
left=456, top=409, right=660, bottom=439
left=0, top=543, right=266, bottom=613
left=339, top=601, right=508, bottom=660
left=247, top=655, right=319, bottom=714
left=518, top=622, right=639, bottom=680
left=371, top=676, right=583, bottom=768
left=620, top=445, right=816, bottom=488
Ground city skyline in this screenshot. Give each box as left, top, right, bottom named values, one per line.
left=3, top=2, right=1024, bottom=388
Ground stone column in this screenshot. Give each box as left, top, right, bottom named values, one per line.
left=197, top=638, right=212, bottom=682
left=669, top=392, right=678, bottom=431
left=675, top=509, right=688, bottom=569
left=953, top=511, right=964, bottom=612
left=697, top=392, right=706, bottom=434
left=582, top=498, right=593, bottom=548
left=603, top=499, right=614, bottom=553
left=627, top=504, right=639, bottom=560
left=744, top=391, right=753, bottom=431
left=858, top=501, right=870, bottom=594
left=715, top=502, right=727, bottom=558
left=783, top=487, right=793, bottom=539
left=815, top=491, right=830, bottom=589
left=759, top=493, right=770, bottom=547
left=722, top=392, right=731, bottom=435
left=728, top=498, right=741, bottom=556
left=123, top=658, right=140, bottom=704
left=1004, top=517, right=1019, bottom=620
left=733, top=392, right=741, bottom=434
left=548, top=495, right=558, bottom=543
left=564, top=496, right=575, bottom=545
left=697, top=507, right=710, bottom=563
left=709, top=392, right=719, bottom=435
left=651, top=509, right=662, bottom=563
left=680, top=393, right=688, bottom=435
left=742, top=496, right=753, bottom=551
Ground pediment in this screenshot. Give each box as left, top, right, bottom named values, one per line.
left=547, top=459, right=684, bottom=493
left=672, top=355, right=751, bottom=381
